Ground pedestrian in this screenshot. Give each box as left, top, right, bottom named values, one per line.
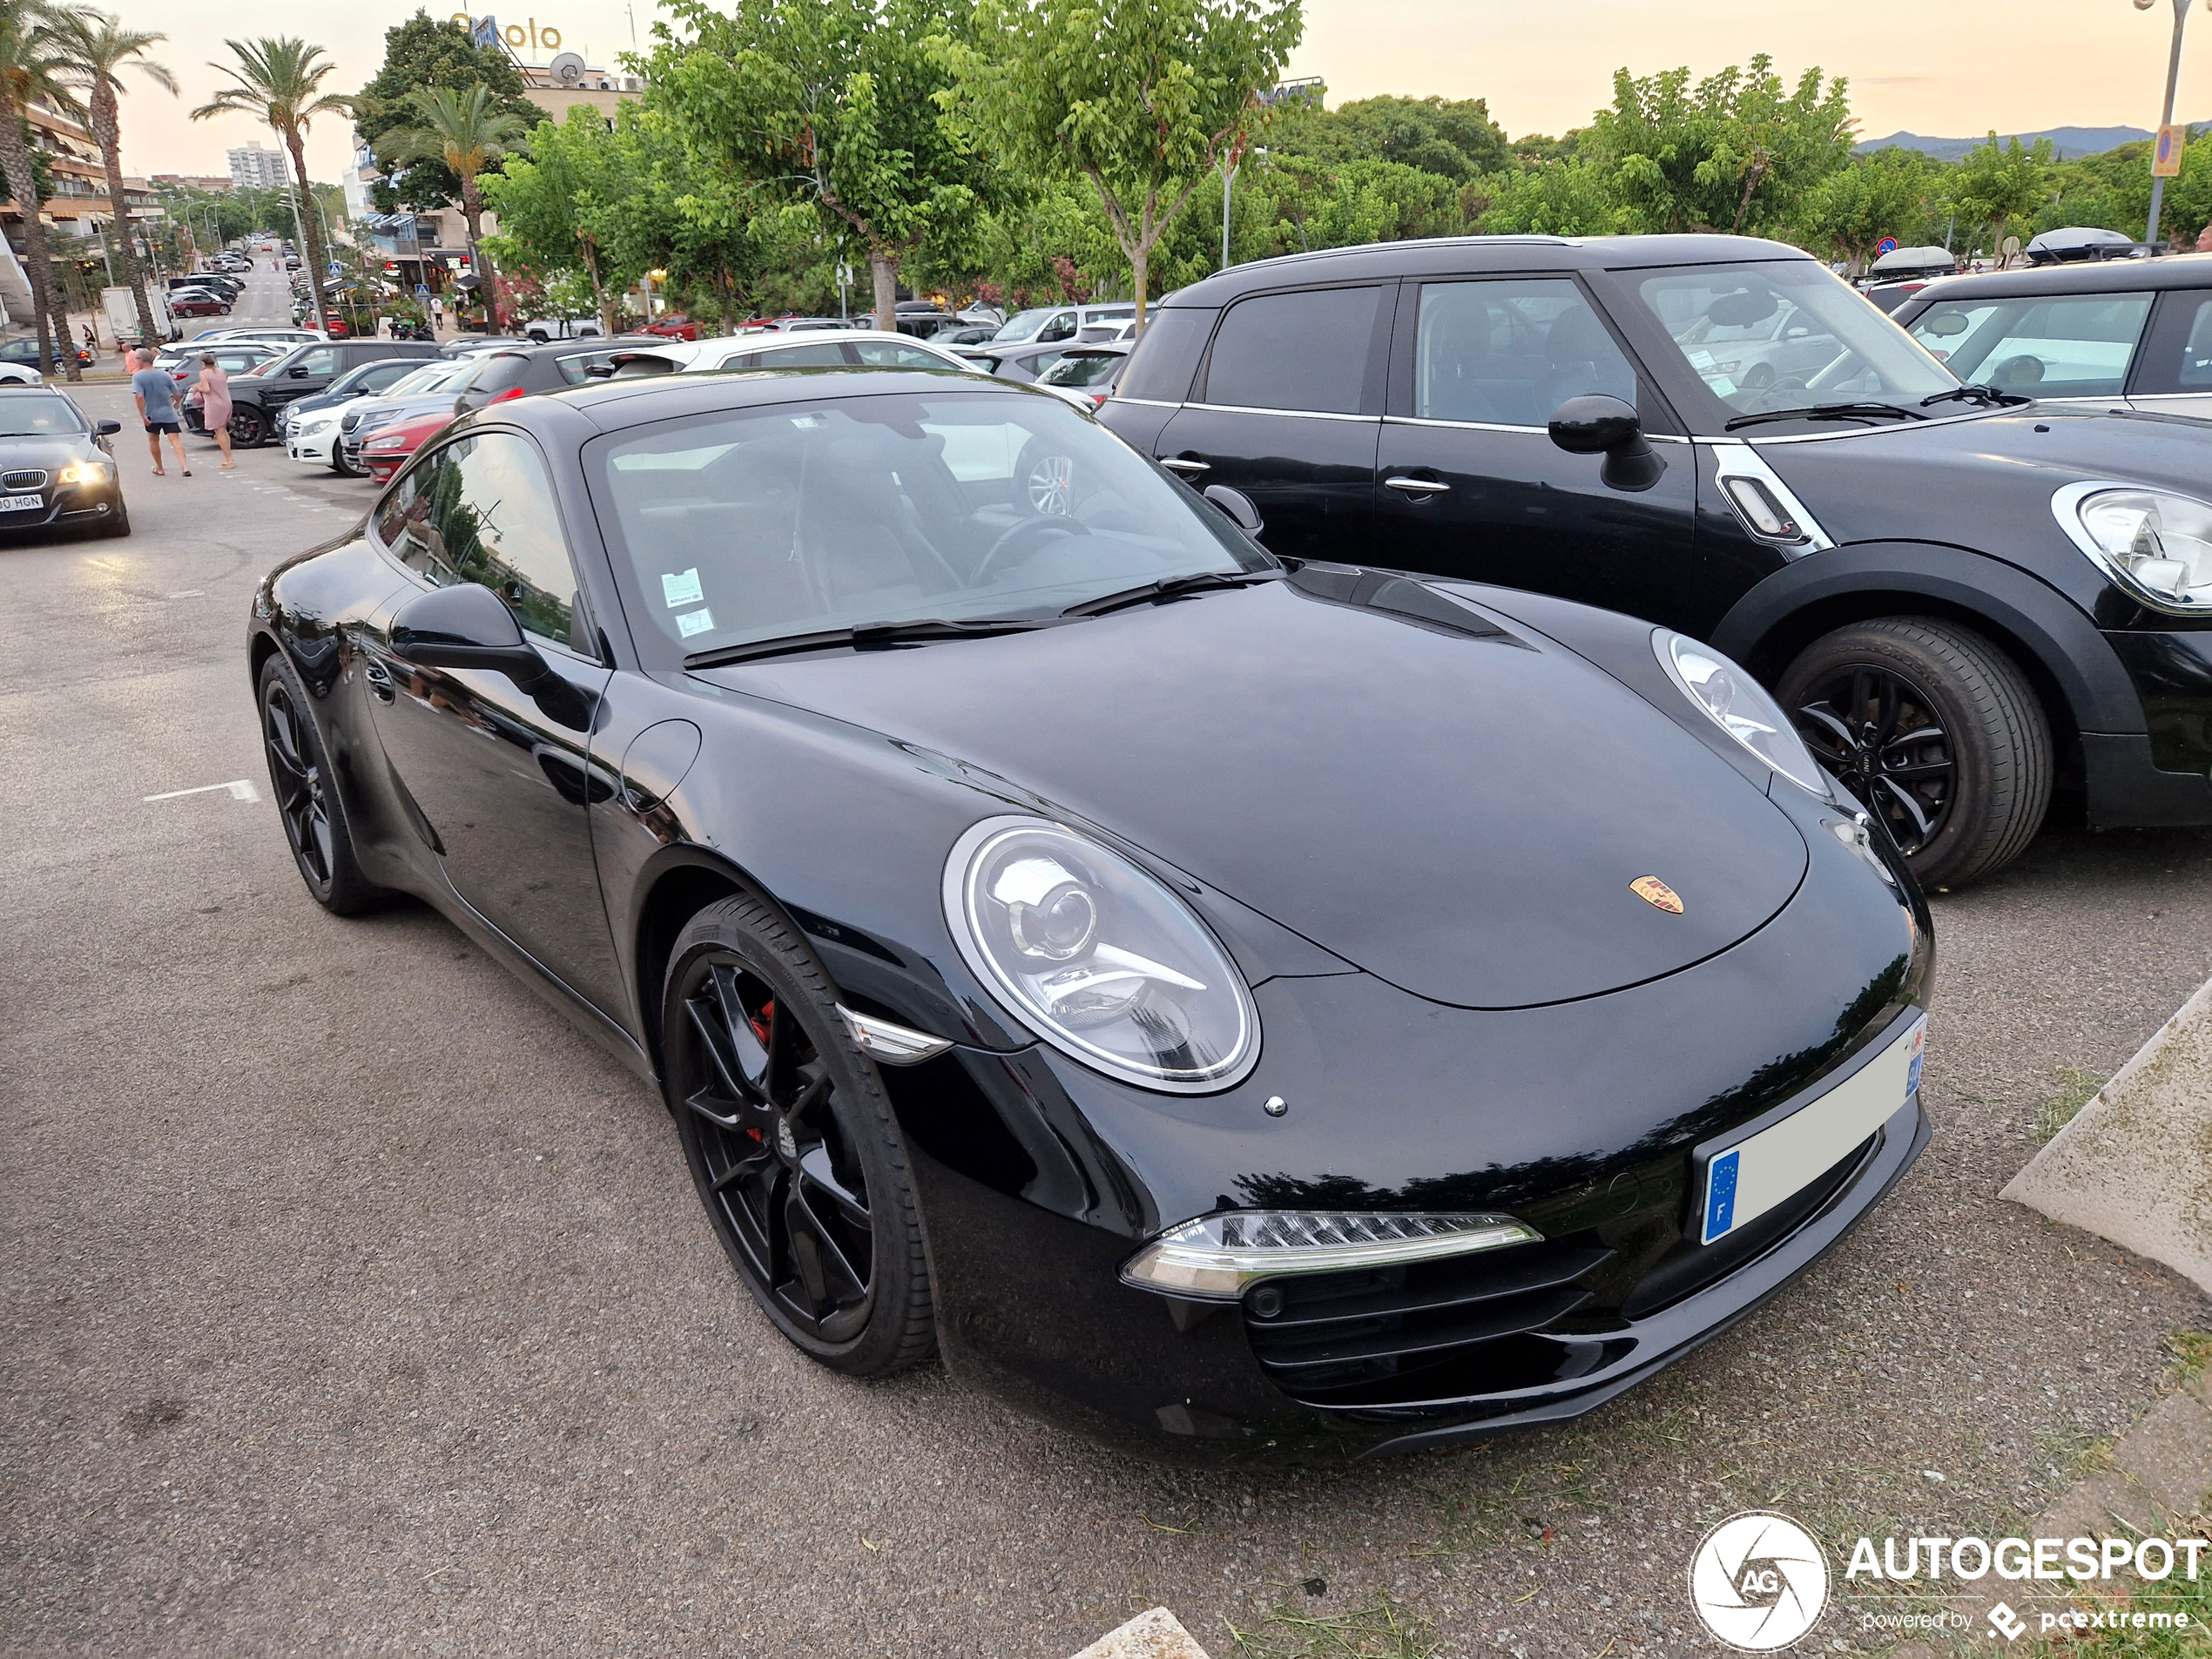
left=428, top=293, right=443, bottom=331
left=80, top=322, right=95, bottom=361
left=130, top=345, right=188, bottom=477
left=193, top=352, right=234, bottom=469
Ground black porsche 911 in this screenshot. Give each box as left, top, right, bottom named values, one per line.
left=248, top=368, right=1932, bottom=1460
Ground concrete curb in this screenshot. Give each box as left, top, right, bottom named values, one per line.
left=1067, top=1607, right=1211, bottom=1659
left=2000, top=976, right=2212, bottom=1294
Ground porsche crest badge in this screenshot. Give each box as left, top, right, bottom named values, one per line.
left=1631, top=875, right=1684, bottom=914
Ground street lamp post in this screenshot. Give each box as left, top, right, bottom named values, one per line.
left=2137, top=0, right=2195, bottom=248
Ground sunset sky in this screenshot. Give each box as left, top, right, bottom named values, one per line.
left=125, top=0, right=2212, bottom=187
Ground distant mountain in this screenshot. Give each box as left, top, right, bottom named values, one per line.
left=1855, top=125, right=2200, bottom=162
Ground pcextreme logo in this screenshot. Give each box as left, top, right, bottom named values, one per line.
left=1689, top=1511, right=1831, bottom=1650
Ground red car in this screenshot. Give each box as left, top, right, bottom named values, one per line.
left=168, top=293, right=231, bottom=318
left=640, top=312, right=698, bottom=341
left=360, top=410, right=456, bottom=483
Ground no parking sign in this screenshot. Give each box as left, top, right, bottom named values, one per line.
left=1875, top=237, right=1899, bottom=257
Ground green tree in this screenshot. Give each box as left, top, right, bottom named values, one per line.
left=1588, top=54, right=1853, bottom=235
left=190, top=37, right=352, bottom=332
left=938, top=0, right=1303, bottom=328
left=1479, top=158, right=1625, bottom=236
left=0, top=0, right=82, bottom=376
left=379, top=83, right=531, bottom=310
left=1259, top=154, right=1462, bottom=255
left=1944, top=134, right=2052, bottom=259
left=650, top=0, right=979, bottom=332
left=354, top=11, right=541, bottom=213
left=482, top=103, right=633, bottom=334
left=1269, top=93, right=1507, bottom=179
left=1797, top=146, right=1943, bottom=272
left=57, top=10, right=175, bottom=347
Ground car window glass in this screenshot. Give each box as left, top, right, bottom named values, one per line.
left=0, top=395, right=83, bottom=435
left=295, top=347, right=340, bottom=376
left=361, top=361, right=417, bottom=391
left=1204, top=286, right=1382, bottom=415
left=1909, top=292, right=2152, bottom=397
left=752, top=342, right=853, bottom=368
left=1038, top=351, right=1123, bottom=388
left=400, top=433, right=580, bottom=645
left=1038, top=312, right=1076, bottom=342
left=1116, top=307, right=1214, bottom=403
left=374, top=446, right=450, bottom=572
left=1413, top=279, right=1636, bottom=425
left=849, top=340, right=951, bottom=368
left=2177, top=298, right=2212, bottom=390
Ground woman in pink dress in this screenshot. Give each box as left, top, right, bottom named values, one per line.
left=194, top=354, right=234, bottom=469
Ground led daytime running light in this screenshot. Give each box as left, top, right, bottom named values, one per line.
left=1121, top=1210, right=1541, bottom=1300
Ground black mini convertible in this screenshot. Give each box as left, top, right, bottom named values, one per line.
left=249, top=368, right=1932, bottom=1460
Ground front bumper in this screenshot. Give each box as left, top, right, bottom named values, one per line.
left=2092, top=629, right=2212, bottom=825
left=0, top=478, right=125, bottom=531
left=287, top=428, right=338, bottom=464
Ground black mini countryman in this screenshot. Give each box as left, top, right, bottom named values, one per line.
left=1101, top=234, right=2212, bottom=887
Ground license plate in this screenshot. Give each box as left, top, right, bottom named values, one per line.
left=1699, top=1015, right=1925, bottom=1245
left=0, top=491, right=44, bottom=511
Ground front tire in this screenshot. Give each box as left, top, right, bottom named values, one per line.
left=257, top=651, right=384, bottom=914
left=1780, top=617, right=2051, bottom=889
left=661, top=895, right=935, bottom=1378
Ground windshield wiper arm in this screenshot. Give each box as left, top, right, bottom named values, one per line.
left=1723, top=401, right=1928, bottom=431
left=1062, top=568, right=1285, bottom=618
left=1920, top=383, right=2030, bottom=408
left=685, top=616, right=1053, bottom=669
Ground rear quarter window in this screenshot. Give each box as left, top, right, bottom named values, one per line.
left=1115, top=307, right=1214, bottom=403
left=1200, top=287, right=1386, bottom=415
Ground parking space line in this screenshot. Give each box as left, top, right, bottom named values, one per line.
left=144, top=779, right=260, bottom=803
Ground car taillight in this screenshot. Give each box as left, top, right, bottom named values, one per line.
left=1088, top=392, right=1109, bottom=408
left=489, top=386, right=526, bottom=404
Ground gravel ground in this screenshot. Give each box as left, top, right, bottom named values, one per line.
left=3, top=375, right=2209, bottom=1659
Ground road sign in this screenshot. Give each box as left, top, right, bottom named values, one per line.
left=327, top=261, right=342, bottom=279
left=1875, top=237, right=1898, bottom=257
left=2154, top=124, right=2188, bottom=179
left=415, top=282, right=431, bottom=301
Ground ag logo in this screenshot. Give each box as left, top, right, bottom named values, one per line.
left=1689, top=1510, right=1830, bottom=1650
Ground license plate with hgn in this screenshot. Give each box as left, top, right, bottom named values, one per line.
left=1700, top=1015, right=1925, bottom=1245
left=0, top=491, right=44, bottom=511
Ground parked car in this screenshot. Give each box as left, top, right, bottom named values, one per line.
left=1033, top=341, right=1132, bottom=409
left=974, top=300, right=1136, bottom=348
left=1856, top=245, right=1959, bottom=314
left=333, top=359, right=491, bottom=470
left=959, top=337, right=1087, bottom=383
left=337, top=338, right=664, bottom=471
left=281, top=356, right=455, bottom=470
left=0, top=385, right=126, bottom=536
left=358, top=408, right=455, bottom=482
left=624, top=327, right=975, bottom=375
left=0, top=336, right=88, bottom=374
left=176, top=344, right=291, bottom=433
left=1101, top=231, right=2212, bottom=888
left=639, top=312, right=701, bottom=341
left=195, top=327, right=327, bottom=348
left=248, top=365, right=1932, bottom=1460
left=1892, top=254, right=2212, bottom=418
left=521, top=317, right=605, bottom=342
left=224, top=338, right=445, bottom=447
left=166, top=291, right=231, bottom=319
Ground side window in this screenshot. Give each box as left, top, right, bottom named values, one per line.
left=2181, top=300, right=2212, bottom=390
left=757, top=342, right=855, bottom=368
left=1204, top=285, right=1384, bottom=415
left=1116, top=307, right=1215, bottom=403
left=374, top=446, right=454, bottom=575
left=2141, top=294, right=2212, bottom=392
left=1038, top=311, right=1076, bottom=342
left=1413, top=279, right=1636, bottom=427
left=294, top=347, right=340, bottom=377
left=424, top=433, right=582, bottom=646
left=362, top=361, right=415, bottom=391
left=850, top=339, right=951, bottom=368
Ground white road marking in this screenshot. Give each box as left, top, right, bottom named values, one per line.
left=165, top=590, right=204, bottom=598
left=144, top=779, right=261, bottom=803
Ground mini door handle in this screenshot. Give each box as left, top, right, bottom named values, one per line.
left=1159, top=456, right=1210, bottom=474
left=1384, top=475, right=1451, bottom=495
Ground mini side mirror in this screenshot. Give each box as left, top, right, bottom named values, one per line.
left=95, top=419, right=120, bottom=435
left=1548, top=394, right=1666, bottom=493
left=1202, top=483, right=1265, bottom=536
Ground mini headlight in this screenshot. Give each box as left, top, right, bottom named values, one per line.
left=1656, top=631, right=1831, bottom=797
left=944, top=816, right=1258, bottom=1092
left=2054, top=481, right=2212, bottom=610
left=1121, top=1211, right=1542, bottom=1300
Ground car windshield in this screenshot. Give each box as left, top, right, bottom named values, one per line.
left=1037, top=351, right=1123, bottom=388
left=0, top=395, right=84, bottom=435
left=1629, top=260, right=1957, bottom=426
left=1903, top=291, right=2155, bottom=398
left=589, top=388, right=1268, bottom=658
left=385, top=361, right=470, bottom=397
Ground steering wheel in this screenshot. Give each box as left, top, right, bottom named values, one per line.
left=973, top=513, right=1089, bottom=583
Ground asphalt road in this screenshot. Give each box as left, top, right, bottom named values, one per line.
left=3, top=375, right=2210, bottom=1659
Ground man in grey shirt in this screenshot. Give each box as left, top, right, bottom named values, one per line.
left=131, top=346, right=188, bottom=476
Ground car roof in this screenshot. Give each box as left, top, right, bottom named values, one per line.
left=509, top=364, right=1047, bottom=435
left=1896, top=253, right=2212, bottom=306
left=1161, top=232, right=1815, bottom=307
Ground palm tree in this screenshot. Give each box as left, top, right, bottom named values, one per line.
left=379, top=84, right=529, bottom=325
left=0, top=0, right=84, bottom=378
left=57, top=10, right=174, bottom=349
left=190, top=37, right=349, bottom=333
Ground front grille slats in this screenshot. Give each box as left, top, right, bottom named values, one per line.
left=1254, top=1286, right=1594, bottom=1377
left=3, top=468, right=47, bottom=489
left=1253, top=1242, right=1614, bottom=1332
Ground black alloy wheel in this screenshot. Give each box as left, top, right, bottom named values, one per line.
left=1780, top=616, right=2051, bottom=889
left=229, top=406, right=267, bottom=447
left=662, top=896, right=934, bottom=1376
left=256, top=652, right=383, bottom=914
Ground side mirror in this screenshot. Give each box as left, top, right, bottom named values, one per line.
left=95, top=419, right=120, bottom=435
left=391, top=583, right=548, bottom=690
left=1202, top=483, right=1265, bottom=536
left=1548, top=394, right=1666, bottom=493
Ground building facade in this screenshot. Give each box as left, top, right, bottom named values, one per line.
left=227, top=142, right=290, bottom=192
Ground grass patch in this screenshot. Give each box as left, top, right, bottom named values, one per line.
left=1223, top=1591, right=1440, bottom=1658
left=2037, top=1068, right=2107, bottom=1143
left=2166, top=1332, right=2212, bottom=1383
left=2012, top=1516, right=2212, bottom=1657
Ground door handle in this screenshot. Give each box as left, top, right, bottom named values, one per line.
left=1384, top=475, right=1451, bottom=496
left=1159, top=456, right=1210, bottom=475
left=363, top=659, right=395, bottom=702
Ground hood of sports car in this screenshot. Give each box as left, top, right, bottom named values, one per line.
left=699, top=577, right=1811, bottom=1009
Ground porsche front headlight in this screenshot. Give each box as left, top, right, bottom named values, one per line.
left=2054, top=482, right=2212, bottom=610
left=944, top=816, right=1258, bottom=1092
left=1656, top=631, right=1831, bottom=797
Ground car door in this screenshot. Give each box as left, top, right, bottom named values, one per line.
left=2125, top=288, right=2212, bottom=420
left=360, top=430, right=623, bottom=1012
left=1369, top=274, right=1704, bottom=631
left=266, top=344, right=341, bottom=411
left=1150, top=282, right=1393, bottom=562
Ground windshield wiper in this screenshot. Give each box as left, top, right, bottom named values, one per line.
left=685, top=616, right=1054, bottom=669
left=1062, top=568, right=1285, bottom=618
left=1920, top=384, right=2031, bottom=409
left=1723, top=401, right=1928, bottom=432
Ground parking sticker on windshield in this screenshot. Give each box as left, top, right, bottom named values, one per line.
left=660, top=567, right=703, bottom=608
left=675, top=606, right=715, bottom=638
